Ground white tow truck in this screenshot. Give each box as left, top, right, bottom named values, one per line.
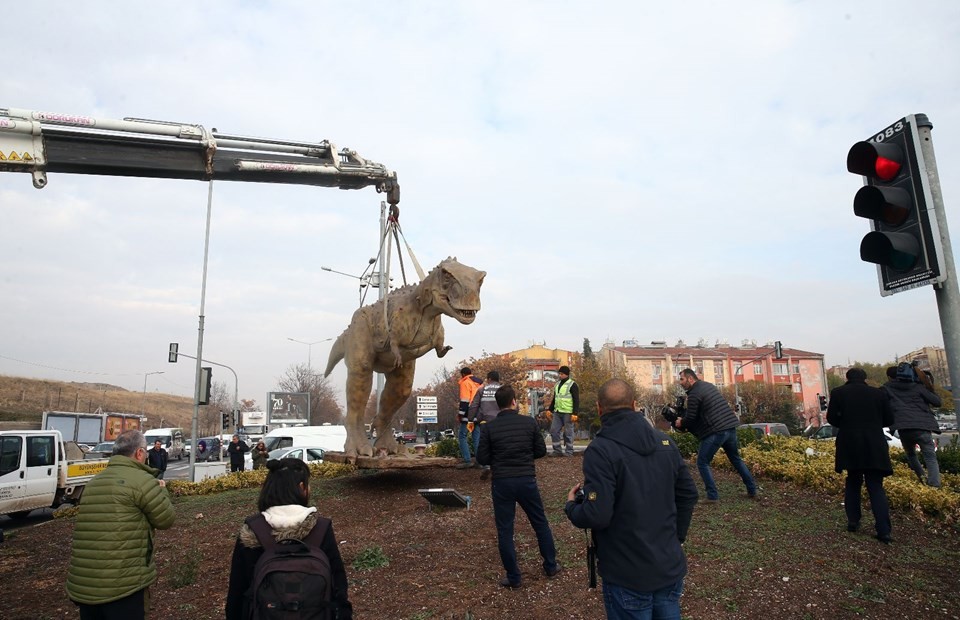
left=0, top=430, right=109, bottom=519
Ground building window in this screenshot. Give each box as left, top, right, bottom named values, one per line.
left=753, top=363, right=763, bottom=375
left=793, top=364, right=800, bottom=374
left=713, top=361, right=724, bottom=380
left=736, top=363, right=745, bottom=376
left=773, top=363, right=788, bottom=375
left=652, top=364, right=662, bottom=378
left=793, top=382, right=801, bottom=393
left=695, top=362, right=704, bottom=376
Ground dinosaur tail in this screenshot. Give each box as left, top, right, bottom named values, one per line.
left=324, top=332, right=346, bottom=377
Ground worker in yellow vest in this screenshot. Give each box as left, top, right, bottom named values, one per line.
left=545, top=366, right=579, bottom=456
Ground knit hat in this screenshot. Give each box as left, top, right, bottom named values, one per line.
left=558, top=366, right=571, bottom=375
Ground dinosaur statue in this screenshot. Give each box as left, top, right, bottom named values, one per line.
left=324, top=257, right=485, bottom=459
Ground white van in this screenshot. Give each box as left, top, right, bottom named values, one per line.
left=144, top=428, right=185, bottom=460
left=261, top=426, right=347, bottom=453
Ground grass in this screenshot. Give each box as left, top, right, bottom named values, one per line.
left=351, top=546, right=390, bottom=571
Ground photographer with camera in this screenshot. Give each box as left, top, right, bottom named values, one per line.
left=883, top=361, right=942, bottom=488
left=673, top=369, right=758, bottom=503
left=565, top=379, right=698, bottom=619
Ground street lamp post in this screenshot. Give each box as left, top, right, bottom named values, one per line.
left=141, top=371, right=164, bottom=415
left=287, top=337, right=333, bottom=372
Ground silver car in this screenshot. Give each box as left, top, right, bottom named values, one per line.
left=244, top=446, right=326, bottom=468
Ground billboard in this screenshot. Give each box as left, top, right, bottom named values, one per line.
left=268, top=392, right=310, bottom=425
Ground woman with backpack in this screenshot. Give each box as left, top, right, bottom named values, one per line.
left=225, top=458, right=352, bottom=619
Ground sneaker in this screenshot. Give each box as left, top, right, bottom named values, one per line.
left=702, top=498, right=719, bottom=504
left=455, top=462, right=474, bottom=470
left=545, top=565, right=562, bottom=578
left=499, top=577, right=521, bottom=589
left=549, top=452, right=565, bottom=457
left=746, top=493, right=761, bottom=501
left=480, top=466, right=491, bottom=480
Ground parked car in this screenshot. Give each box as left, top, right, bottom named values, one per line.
left=84, top=441, right=115, bottom=459
left=244, top=445, right=326, bottom=469
left=195, top=437, right=222, bottom=461
left=397, top=431, right=418, bottom=444
left=441, top=428, right=455, bottom=438
left=739, top=423, right=791, bottom=438
left=806, top=424, right=902, bottom=449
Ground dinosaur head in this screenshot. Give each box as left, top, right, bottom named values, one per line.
left=428, top=258, right=485, bottom=324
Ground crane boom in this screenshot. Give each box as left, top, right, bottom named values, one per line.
left=0, top=107, right=399, bottom=204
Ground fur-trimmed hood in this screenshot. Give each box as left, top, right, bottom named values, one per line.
left=238, top=505, right=319, bottom=549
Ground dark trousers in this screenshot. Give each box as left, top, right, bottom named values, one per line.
left=844, top=469, right=891, bottom=537
left=230, top=461, right=244, bottom=472
left=491, top=475, right=557, bottom=585
left=77, top=588, right=146, bottom=620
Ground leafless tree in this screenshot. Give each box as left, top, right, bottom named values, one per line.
left=275, top=363, right=343, bottom=425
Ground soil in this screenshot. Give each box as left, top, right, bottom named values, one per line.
left=1, top=456, right=959, bottom=619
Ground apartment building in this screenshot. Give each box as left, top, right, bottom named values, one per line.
left=599, top=339, right=828, bottom=423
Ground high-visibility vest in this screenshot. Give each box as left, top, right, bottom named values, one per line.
left=553, top=379, right=575, bottom=414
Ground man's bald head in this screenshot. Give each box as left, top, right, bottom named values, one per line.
left=597, top=378, right=635, bottom=414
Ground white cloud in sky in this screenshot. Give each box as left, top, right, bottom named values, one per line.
left=2, top=1, right=959, bottom=409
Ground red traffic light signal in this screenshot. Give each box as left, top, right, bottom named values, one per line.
left=847, top=115, right=944, bottom=296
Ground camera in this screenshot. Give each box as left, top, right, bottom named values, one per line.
left=660, top=394, right=686, bottom=423
left=574, top=487, right=585, bottom=504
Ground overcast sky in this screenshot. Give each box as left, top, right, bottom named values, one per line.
left=2, top=1, right=959, bottom=411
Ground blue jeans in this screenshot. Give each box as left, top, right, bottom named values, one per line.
left=472, top=422, right=483, bottom=456
left=899, top=429, right=941, bottom=487
left=602, top=579, right=684, bottom=620
left=457, top=421, right=472, bottom=463
left=696, top=428, right=756, bottom=500
left=491, top=476, right=557, bottom=584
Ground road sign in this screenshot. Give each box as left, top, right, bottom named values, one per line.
left=417, top=402, right=438, bottom=410
left=417, top=415, right=438, bottom=424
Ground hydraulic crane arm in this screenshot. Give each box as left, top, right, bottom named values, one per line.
left=0, top=107, right=399, bottom=204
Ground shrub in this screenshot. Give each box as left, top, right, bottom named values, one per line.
left=937, top=434, right=960, bottom=475
left=425, top=437, right=460, bottom=458
left=166, top=462, right=355, bottom=497
left=669, top=430, right=699, bottom=459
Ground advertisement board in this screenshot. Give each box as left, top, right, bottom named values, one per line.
left=268, top=392, right=310, bottom=425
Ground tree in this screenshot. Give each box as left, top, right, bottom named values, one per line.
left=570, top=348, right=643, bottom=436
left=723, top=381, right=802, bottom=434
left=275, top=363, right=343, bottom=425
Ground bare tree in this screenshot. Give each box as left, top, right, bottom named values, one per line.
left=275, top=363, right=343, bottom=425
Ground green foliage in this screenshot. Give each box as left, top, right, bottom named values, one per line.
left=169, top=549, right=201, bottom=589
left=736, top=426, right=760, bottom=448
left=726, top=381, right=802, bottom=433
left=669, top=430, right=699, bottom=459
left=166, top=462, right=355, bottom=497
left=424, top=437, right=461, bottom=458
left=352, top=545, right=390, bottom=571
left=937, top=434, right=960, bottom=475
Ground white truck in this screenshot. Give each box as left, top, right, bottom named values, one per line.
left=239, top=411, right=269, bottom=444
left=0, top=430, right=109, bottom=519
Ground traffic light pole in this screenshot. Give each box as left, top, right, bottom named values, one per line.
left=917, top=119, right=960, bottom=405
left=732, top=343, right=783, bottom=417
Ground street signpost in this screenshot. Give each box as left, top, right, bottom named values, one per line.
left=416, top=395, right=438, bottom=425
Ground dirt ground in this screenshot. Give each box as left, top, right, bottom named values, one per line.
left=1, top=455, right=959, bottom=619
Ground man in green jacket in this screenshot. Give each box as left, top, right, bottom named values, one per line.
left=67, top=429, right=175, bottom=619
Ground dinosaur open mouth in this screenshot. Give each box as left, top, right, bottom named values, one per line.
left=458, top=309, right=477, bottom=320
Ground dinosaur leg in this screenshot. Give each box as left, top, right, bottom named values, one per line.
left=433, top=322, right=452, bottom=357
left=343, top=367, right=375, bottom=459
left=373, top=360, right=417, bottom=456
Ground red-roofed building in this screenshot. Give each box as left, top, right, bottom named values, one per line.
left=599, top=339, right=829, bottom=425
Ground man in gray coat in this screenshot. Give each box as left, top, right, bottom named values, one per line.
left=884, top=363, right=942, bottom=488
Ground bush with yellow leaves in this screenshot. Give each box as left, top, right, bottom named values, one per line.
left=707, top=436, right=960, bottom=521
left=166, top=461, right=355, bottom=497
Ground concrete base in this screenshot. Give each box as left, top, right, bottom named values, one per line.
left=324, top=451, right=461, bottom=470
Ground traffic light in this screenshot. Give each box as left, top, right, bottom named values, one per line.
left=774, top=341, right=783, bottom=359
left=198, top=366, right=213, bottom=405
left=221, top=411, right=229, bottom=429
left=817, top=394, right=827, bottom=412
left=847, top=115, right=944, bottom=296
left=168, top=342, right=178, bottom=363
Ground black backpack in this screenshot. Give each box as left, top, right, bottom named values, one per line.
left=245, top=514, right=333, bottom=620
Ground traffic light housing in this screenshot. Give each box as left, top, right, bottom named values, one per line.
left=774, top=340, right=783, bottom=359
left=847, top=115, right=944, bottom=296
left=817, top=394, right=827, bottom=412
left=198, top=366, right=213, bottom=405
left=221, top=411, right=229, bottom=429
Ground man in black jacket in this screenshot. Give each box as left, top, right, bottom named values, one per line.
left=674, top=369, right=757, bottom=502
left=566, top=379, right=698, bottom=618
left=146, top=440, right=168, bottom=480
left=227, top=435, right=249, bottom=473
left=884, top=363, right=942, bottom=488
left=477, top=384, right=558, bottom=589
left=828, top=367, right=894, bottom=543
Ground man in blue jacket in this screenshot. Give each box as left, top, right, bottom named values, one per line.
left=566, top=378, right=698, bottom=619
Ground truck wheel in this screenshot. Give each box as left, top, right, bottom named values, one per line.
left=8, top=510, right=32, bottom=520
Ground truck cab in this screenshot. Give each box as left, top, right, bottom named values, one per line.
left=0, top=430, right=108, bottom=519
